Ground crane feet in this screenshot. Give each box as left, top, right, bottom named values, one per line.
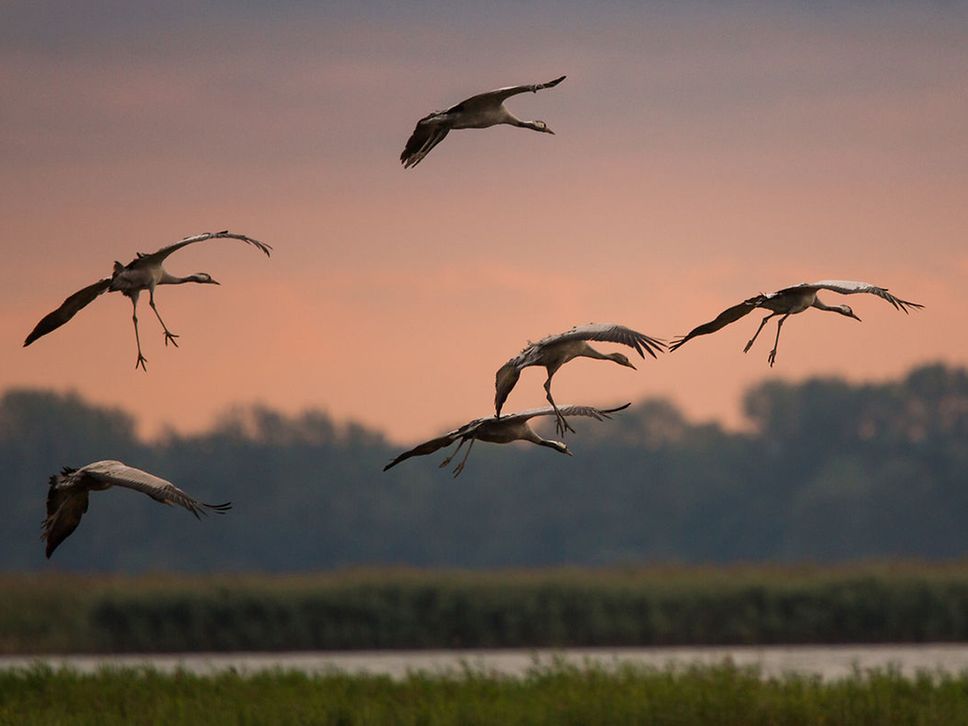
left=163, top=331, right=180, bottom=348
left=767, top=348, right=778, bottom=367
left=555, top=414, right=576, bottom=437
left=452, top=462, right=466, bottom=477
left=135, top=353, right=148, bottom=372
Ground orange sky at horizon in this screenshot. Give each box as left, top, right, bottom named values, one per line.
left=1, top=2, right=966, bottom=444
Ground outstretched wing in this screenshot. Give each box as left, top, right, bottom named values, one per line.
left=791, top=280, right=924, bottom=314
left=457, top=75, right=567, bottom=109
left=81, top=460, right=231, bottom=518
left=400, top=76, right=564, bottom=168
left=42, top=489, right=89, bottom=559
left=503, top=402, right=632, bottom=425
left=543, top=323, right=665, bottom=359
left=134, top=231, right=271, bottom=265
left=669, top=298, right=763, bottom=351
left=400, top=113, right=451, bottom=168
left=383, top=433, right=460, bottom=471
left=383, top=417, right=490, bottom=471
left=23, top=278, right=112, bottom=346
left=494, top=361, right=523, bottom=418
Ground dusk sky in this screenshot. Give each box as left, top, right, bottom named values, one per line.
left=2, top=1, right=966, bottom=443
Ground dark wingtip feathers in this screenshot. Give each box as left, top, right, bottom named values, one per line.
left=602, top=402, right=632, bottom=416
left=198, top=501, right=232, bottom=517
left=23, top=325, right=47, bottom=347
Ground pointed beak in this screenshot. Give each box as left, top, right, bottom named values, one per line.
left=564, top=446, right=574, bottom=456
left=625, top=361, right=637, bottom=370
left=849, top=312, right=861, bottom=322
left=209, top=278, right=221, bottom=285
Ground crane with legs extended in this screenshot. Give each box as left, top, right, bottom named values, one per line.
left=384, top=403, right=631, bottom=477
left=495, top=323, right=664, bottom=436
left=670, top=279, right=923, bottom=366
left=23, top=230, right=271, bottom=371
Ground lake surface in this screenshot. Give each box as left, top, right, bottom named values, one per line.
left=5, top=644, right=968, bottom=680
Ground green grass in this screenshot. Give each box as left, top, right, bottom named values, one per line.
left=6, top=563, right=968, bottom=653
left=4, top=662, right=968, bottom=725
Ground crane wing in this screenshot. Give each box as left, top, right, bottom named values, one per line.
left=789, top=280, right=924, bottom=313
left=545, top=323, right=666, bottom=359
left=383, top=431, right=463, bottom=471
left=133, top=231, right=271, bottom=266
left=81, top=460, right=231, bottom=518
left=400, top=114, right=451, bottom=168
left=42, top=488, right=89, bottom=559
left=401, top=76, right=564, bottom=168
left=669, top=297, right=763, bottom=351
left=502, top=402, right=632, bottom=425
left=494, top=362, right=523, bottom=418
left=457, top=75, right=567, bottom=108
left=383, top=416, right=492, bottom=471
left=23, top=277, right=112, bottom=346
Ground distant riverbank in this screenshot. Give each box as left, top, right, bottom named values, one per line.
left=6, top=644, right=968, bottom=680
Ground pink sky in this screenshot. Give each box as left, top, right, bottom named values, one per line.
left=1, top=3, right=966, bottom=442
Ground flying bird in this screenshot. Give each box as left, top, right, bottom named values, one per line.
left=669, top=280, right=923, bottom=366
left=400, top=75, right=566, bottom=168
left=42, top=460, right=231, bottom=558
left=384, top=403, right=630, bottom=477
left=495, top=324, right=664, bottom=436
left=23, top=230, right=271, bottom=371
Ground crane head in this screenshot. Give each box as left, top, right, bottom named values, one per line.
left=530, top=120, right=555, bottom=135
left=610, top=352, right=637, bottom=370
left=192, top=273, right=221, bottom=285
left=549, top=441, right=573, bottom=456
left=839, top=305, right=861, bottom=322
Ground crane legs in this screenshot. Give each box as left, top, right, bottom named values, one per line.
left=452, top=438, right=476, bottom=477
left=129, top=294, right=148, bottom=371
left=148, top=289, right=179, bottom=348
left=439, top=437, right=476, bottom=476
left=544, top=374, right=576, bottom=437
left=744, top=313, right=777, bottom=353
left=439, top=439, right=466, bottom=469
left=767, top=314, right=790, bottom=367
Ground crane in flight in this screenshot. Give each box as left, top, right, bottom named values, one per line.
left=669, top=280, right=923, bottom=366
left=400, top=75, right=566, bottom=168
left=495, top=324, right=664, bottom=436
left=384, top=403, right=630, bottom=477
left=42, top=460, right=231, bottom=558
left=23, top=230, right=271, bottom=371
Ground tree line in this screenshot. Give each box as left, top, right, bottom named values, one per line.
left=0, top=363, right=965, bottom=572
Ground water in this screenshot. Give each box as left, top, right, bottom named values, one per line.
left=4, top=644, right=968, bottom=679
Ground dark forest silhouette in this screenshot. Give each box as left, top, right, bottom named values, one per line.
left=1, top=364, right=965, bottom=572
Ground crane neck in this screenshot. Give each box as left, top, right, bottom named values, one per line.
left=811, top=296, right=840, bottom=313
left=581, top=345, right=611, bottom=361
left=160, top=272, right=206, bottom=285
